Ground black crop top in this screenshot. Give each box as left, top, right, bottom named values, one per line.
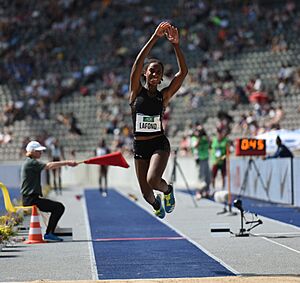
left=130, top=87, right=165, bottom=137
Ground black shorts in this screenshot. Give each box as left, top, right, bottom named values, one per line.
left=133, top=135, right=170, bottom=160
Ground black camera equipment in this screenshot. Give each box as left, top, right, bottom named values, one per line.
left=171, top=149, right=198, bottom=207
left=233, top=198, right=263, bottom=237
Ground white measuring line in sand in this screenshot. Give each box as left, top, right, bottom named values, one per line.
left=262, top=237, right=300, bottom=254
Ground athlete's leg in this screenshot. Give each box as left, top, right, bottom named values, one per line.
left=147, top=150, right=170, bottom=193
left=134, top=159, right=156, bottom=205
left=148, top=150, right=175, bottom=213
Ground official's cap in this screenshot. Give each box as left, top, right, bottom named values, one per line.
left=26, top=141, right=46, bottom=152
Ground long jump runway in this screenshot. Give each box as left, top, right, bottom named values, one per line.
left=85, top=189, right=234, bottom=280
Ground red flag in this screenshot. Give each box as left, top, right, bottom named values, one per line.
left=82, top=152, right=129, bottom=168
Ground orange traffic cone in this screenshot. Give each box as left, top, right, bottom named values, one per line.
left=25, top=205, right=46, bottom=244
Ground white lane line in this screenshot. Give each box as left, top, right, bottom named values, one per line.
left=262, top=237, right=300, bottom=254
left=82, top=191, right=98, bottom=280
left=253, top=232, right=300, bottom=236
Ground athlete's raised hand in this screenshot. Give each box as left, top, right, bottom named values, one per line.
left=154, top=21, right=171, bottom=37
left=165, top=25, right=179, bottom=45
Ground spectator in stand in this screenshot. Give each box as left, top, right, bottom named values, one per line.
left=267, top=105, right=284, bottom=129
left=232, top=85, right=248, bottom=109
left=293, top=68, right=300, bottom=89
left=0, top=128, right=13, bottom=145
left=245, top=77, right=256, bottom=97
left=83, top=59, right=100, bottom=84
left=68, top=112, right=83, bottom=136
left=20, top=136, right=31, bottom=158
left=231, top=114, right=247, bottom=135
left=2, top=0, right=300, bottom=165
left=57, top=112, right=83, bottom=136
left=253, top=74, right=263, bottom=91
left=271, top=34, right=288, bottom=53
left=216, top=111, right=232, bottom=136
left=179, top=135, right=190, bottom=156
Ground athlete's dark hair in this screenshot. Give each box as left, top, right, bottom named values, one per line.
left=142, top=58, right=164, bottom=82
left=143, top=58, right=164, bottom=74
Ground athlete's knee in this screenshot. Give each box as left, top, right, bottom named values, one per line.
left=146, top=175, right=161, bottom=189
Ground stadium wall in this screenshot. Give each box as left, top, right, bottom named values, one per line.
left=230, top=157, right=298, bottom=206
left=60, top=156, right=202, bottom=192
left=0, top=157, right=299, bottom=207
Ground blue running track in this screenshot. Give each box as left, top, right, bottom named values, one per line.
left=239, top=197, right=300, bottom=227
left=85, top=189, right=234, bottom=280
left=177, top=189, right=300, bottom=227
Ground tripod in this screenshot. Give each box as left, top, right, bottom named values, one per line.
left=239, top=157, right=270, bottom=200
left=233, top=199, right=263, bottom=237
left=170, top=149, right=198, bottom=208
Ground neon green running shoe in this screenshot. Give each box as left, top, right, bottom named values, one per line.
left=154, top=194, right=165, bottom=219
left=164, top=184, right=175, bottom=213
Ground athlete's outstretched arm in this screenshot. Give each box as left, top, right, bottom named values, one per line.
left=162, top=25, right=188, bottom=105
left=129, top=22, right=171, bottom=103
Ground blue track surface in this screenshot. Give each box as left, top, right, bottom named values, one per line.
left=239, top=197, right=300, bottom=227
left=85, top=189, right=234, bottom=280
left=0, top=188, right=20, bottom=215
left=177, top=188, right=300, bottom=227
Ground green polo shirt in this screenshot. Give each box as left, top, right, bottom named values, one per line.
left=196, top=136, right=210, bottom=160
left=211, top=137, right=229, bottom=165
left=20, top=157, right=46, bottom=196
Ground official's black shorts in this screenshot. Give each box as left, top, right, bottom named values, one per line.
left=133, top=135, right=170, bottom=160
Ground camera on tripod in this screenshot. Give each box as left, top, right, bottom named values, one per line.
left=233, top=198, right=263, bottom=237
left=211, top=138, right=266, bottom=237
left=211, top=198, right=263, bottom=237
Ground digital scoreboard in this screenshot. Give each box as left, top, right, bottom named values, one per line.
left=235, top=138, right=266, bottom=156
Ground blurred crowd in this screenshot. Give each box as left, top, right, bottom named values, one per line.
left=0, top=0, right=300, bottom=158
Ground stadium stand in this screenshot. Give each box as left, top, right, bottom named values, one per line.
left=1, top=0, right=300, bottom=160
